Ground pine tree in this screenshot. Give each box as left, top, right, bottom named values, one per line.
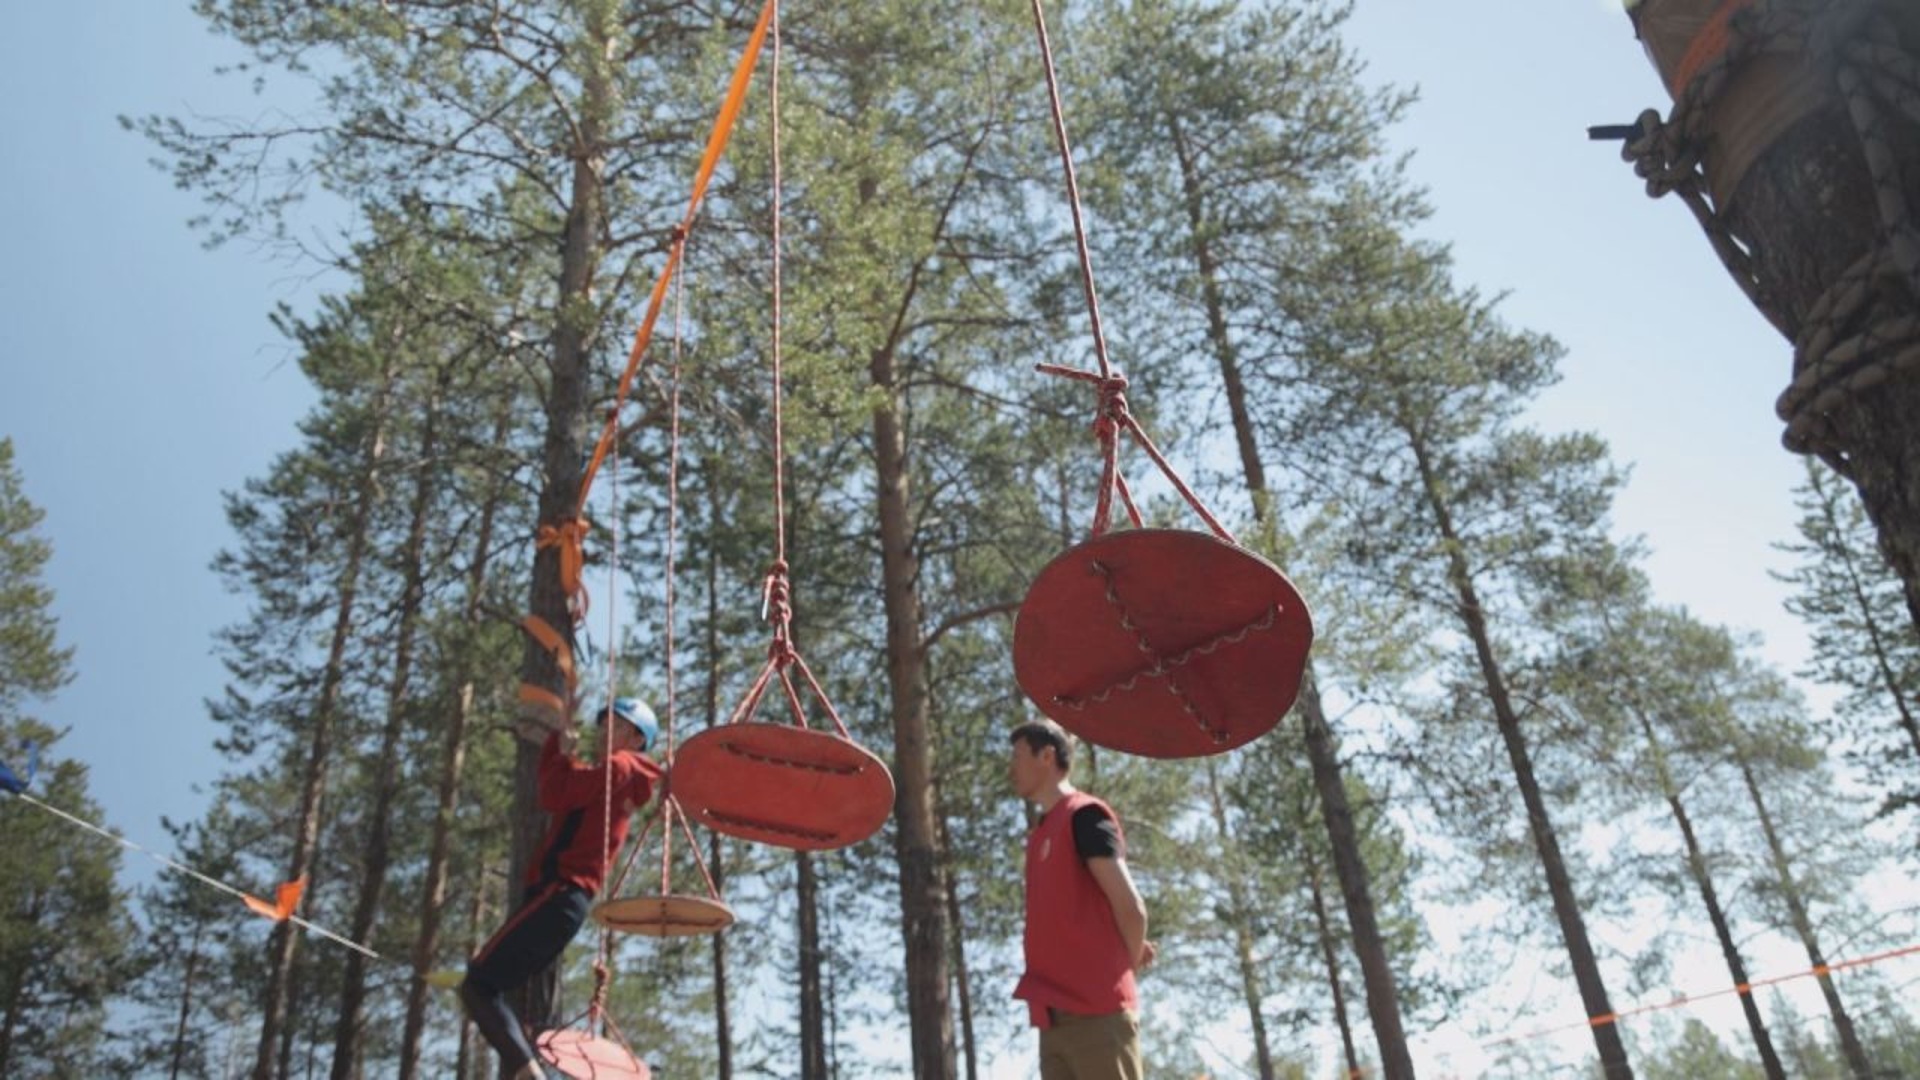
left=1773, top=457, right=1920, bottom=827
left=0, top=439, right=133, bottom=1078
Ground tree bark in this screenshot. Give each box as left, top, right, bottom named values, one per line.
left=253, top=364, right=394, bottom=1080
left=1738, top=756, right=1876, bottom=1079
left=934, top=795, right=979, bottom=1080
left=1306, top=856, right=1363, bottom=1080
left=703, top=493, right=735, bottom=1080
left=1410, top=438, right=1632, bottom=1079
left=871, top=341, right=957, bottom=1078
left=797, top=851, right=828, bottom=1080
left=508, top=13, right=614, bottom=1059
left=1629, top=3, right=1920, bottom=631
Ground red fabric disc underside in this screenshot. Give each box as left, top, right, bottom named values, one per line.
left=593, top=894, right=736, bottom=938
left=1013, top=529, right=1313, bottom=758
left=669, top=723, right=895, bottom=851
left=537, top=1030, right=651, bottom=1080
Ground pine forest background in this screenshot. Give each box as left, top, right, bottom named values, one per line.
left=2, top=1, right=1918, bottom=1078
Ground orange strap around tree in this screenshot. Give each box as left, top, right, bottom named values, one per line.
left=548, top=0, right=779, bottom=622
left=1668, top=0, right=1757, bottom=97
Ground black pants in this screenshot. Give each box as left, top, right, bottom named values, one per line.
left=461, top=880, right=592, bottom=1072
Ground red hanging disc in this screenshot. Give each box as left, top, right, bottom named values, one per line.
left=593, top=894, right=736, bottom=938
left=670, top=723, right=894, bottom=850
left=537, top=1029, right=652, bottom=1080
left=1013, top=528, right=1313, bottom=758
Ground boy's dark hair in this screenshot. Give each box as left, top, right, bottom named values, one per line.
left=1010, top=719, right=1073, bottom=772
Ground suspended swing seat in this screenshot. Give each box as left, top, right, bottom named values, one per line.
left=591, top=792, right=737, bottom=938
left=537, top=1027, right=652, bottom=1080
left=671, top=719, right=894, bottom=850
left=1015, top=528, right=1311, bottom=758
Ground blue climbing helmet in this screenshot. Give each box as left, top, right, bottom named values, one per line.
left=599, top=696, right=659, bottom=753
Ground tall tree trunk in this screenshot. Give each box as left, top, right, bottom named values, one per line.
left=168, top=924, right=205, bottom=1080
left=797, top=851, right=828, bottom=1080
left=1623, top=3, right=1920, bottom=632
left=1169, top=115, right=1417, bottom=1079
left=871, top=343, right=957, bottom=1078
left=254, top=365, right=395, bottom=1080
left=703, top=495, right=735, bottom=1080
left=400, top=403, right=512, bottom=1079
left=1201, top=759, right=1275, bottom=1080
left=936, top=801, right=979, bottom=1080
left=1633, top=711, right=1784, bottom=1078
left=1409, top=437, right=1631, bottom=1079
left=1738, top=756, right=1876, bottom=1079
left=510, top=14, right=614, bottom=1058
left=331, top=382, right=444, bottom=1079
left=1306, top=857, right=1363, bottom=1080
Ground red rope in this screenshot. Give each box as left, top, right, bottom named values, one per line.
left=1026, top=0, right=1113, bottom=382
left=771, top=0, right=786, bottom=570
left=1024, top=1, right=1236, bottom=547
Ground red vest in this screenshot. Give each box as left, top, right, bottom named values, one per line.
left=1013, top=791, right=1139, bottom=1028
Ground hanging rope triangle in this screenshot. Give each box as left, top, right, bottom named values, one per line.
left=668, top=0, right=895, bottom=852
left=1010, top=0, right=1314, bottom=758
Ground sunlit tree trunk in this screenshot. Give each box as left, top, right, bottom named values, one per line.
left=1409, top=435, right=1632, bottom=1080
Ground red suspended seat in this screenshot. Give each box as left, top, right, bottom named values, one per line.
left=671, top=720, right=894, bottom=850
left=1014, top=528, right=1312, bottom=758
left=537, top=1028, right=652, bottom=1080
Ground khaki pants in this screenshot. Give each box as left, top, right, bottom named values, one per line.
left=1037, top=1008, right=1143, bottom=1080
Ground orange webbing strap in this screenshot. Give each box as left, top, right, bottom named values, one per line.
left=1668, top=0, right=1756, bottom=97
left=517, top=614, right=579, bottom=733
left=535, top=517, right=592, bottom=622
left=573, top=0, right=778, bottom=515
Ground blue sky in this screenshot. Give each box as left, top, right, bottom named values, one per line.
left=1, top=0, right=1879, bottom=1075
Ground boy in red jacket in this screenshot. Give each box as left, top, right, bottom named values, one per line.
left=1008, top=718, right=1155, bottom=1080
left=462, top=697, right=662, bottom=1080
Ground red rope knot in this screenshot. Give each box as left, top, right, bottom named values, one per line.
left=761, top=558, right=793, bottom=624
left=1092, top=373, right=1131, bottom=444
left=535, top=517, right=592, bottom=623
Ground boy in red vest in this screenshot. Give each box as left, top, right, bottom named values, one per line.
left=1008, top=718, right=1155, bottom=1080
left=461, top=697, right=662, bottom=1080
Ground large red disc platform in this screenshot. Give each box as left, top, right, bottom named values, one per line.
left=1013, top=529, right=1313, bottom=758
left=669, top=723, right=894, bottom=850
left=537, top=1030, right=651, bottom=1080
left=593, top=894, right=736, bottom=938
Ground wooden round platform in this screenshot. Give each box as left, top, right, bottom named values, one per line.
left=1013, top=529, right=1313, bottom=758
left=592, top=894, right=736, bottom=938
left=669, top=723, right=895, bottom=850
left=537, top=1029, right=650, bottom=1080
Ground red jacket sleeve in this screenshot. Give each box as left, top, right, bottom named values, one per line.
left=538, top=734, right=661, bottom=812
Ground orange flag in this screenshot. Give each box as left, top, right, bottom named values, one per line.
left=243, top=876, right=307, bottom=922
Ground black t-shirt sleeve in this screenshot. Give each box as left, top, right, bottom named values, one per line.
left=1071, top=804, right=1124, bottom=861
